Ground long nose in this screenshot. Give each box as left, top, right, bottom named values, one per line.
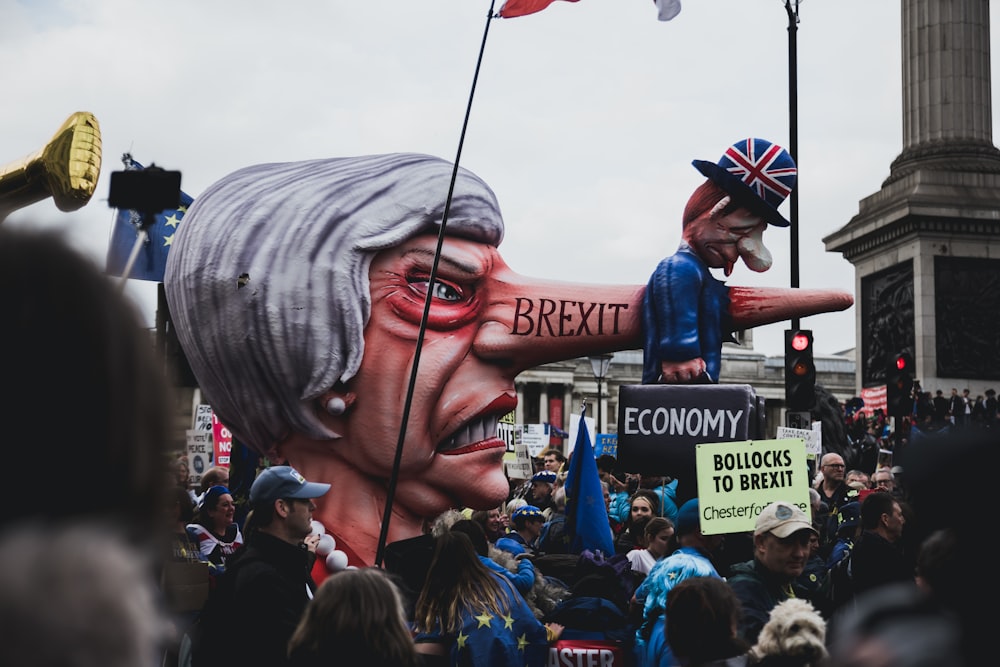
left=474, top=262, right=644, bottom=373
left=737, top=226, right=772, bottom=273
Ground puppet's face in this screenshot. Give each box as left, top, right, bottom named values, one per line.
left=683, top=204, right=771, bottom=277
left=337, top=234, right=517, bottom=515
left=323, top=231, right=640, bottom=522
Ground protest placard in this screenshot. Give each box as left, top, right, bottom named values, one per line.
left=694, top=438, right=810, bottom=535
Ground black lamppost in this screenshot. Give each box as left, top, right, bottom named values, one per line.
left=785, top=0, right=801, bottom=330
left=588, top=353, right=614, bottom=434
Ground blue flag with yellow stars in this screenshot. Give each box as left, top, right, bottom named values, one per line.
left=415, top=574, right=549, bottom=666
left=564, top=405, right=615, bottom=556
left=105, top=154, right=193, bottom=282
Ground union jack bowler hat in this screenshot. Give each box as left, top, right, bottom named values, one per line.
left=692, top=137, right=796, bottom=227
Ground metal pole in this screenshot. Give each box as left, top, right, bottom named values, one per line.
left=597, top=377, right=603, bottom=434
left=786, top=0, right=801, bottom=330
left=373, top=0, right=499, bottom=568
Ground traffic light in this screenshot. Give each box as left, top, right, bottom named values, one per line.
left=784, top=329, right=816, bottom=411
left=886, top=352, right=914, bottom=417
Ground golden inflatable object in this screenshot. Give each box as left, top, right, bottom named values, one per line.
left=0, top=111, right=102, bottom=222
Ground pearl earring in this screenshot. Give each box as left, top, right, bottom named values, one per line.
left=325, top=397, right=347, bottom=415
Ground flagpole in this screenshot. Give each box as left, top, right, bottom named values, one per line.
left=114, top=154, right=146, bottom=291
left=117, top=227, right=147, bottom=291
left=374, top=0, right=500, bottom=567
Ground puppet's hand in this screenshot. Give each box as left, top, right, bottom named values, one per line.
left=659, top=358, right=707, bottom=384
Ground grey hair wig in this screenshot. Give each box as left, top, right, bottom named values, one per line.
left=164, top=153, right=505, bottom=457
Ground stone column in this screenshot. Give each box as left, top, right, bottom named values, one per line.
left=890, top=0, right=1000, bottom=182
left=824, top=0, right=1000, bottom=395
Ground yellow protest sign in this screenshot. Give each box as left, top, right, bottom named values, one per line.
left=694, top=438, right=810, bottom=535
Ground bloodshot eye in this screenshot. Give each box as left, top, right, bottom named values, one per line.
left=428, top=279, right=462, bottom=301
left=407, top=273, right=464, bottom=301
left=389, top=271, right=480, bottom=330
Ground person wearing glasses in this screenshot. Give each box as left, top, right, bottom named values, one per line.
left=815, top=453, right=854, bottom=552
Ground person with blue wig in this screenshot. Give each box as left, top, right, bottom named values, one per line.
left=633, top=551, right=721, bottom=667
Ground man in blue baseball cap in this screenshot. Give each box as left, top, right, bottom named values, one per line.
left=249, top=465, right=332, bottom=508
left=189, top=466, right=330, bottom=666
left=642, top=138, right=796, bottom=385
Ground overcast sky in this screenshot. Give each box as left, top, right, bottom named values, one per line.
left=4, top=0, right=989, bottom=359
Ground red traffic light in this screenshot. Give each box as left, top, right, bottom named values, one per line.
left=790, top=332, right=811, bottom=352
left=895, top=354, right=908, bottom=370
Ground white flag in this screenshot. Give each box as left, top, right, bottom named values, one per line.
left=655, top=0, right=681, bottom=21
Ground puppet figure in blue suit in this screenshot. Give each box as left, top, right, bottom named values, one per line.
left=643, top=138, right=796, bottom=385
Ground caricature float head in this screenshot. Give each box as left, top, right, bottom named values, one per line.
left=165, top=153, right=640, bottom=521
left=682, top=138, right=795, bottom=276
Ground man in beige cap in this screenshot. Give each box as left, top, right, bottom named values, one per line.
left=726, top=500, right=819, bottom=643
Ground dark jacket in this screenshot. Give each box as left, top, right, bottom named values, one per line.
left=817, top=481, right=854, bottom=514
left=850, top=530, right=912, bottom=596
left=543, top=596, right=634, bottom=644
left=817, top=481, right=856, bottom=547
left=538, top=513, right=569, bottom=555
left=727, top=558, right=813, bottom=644
left=191, top=532, right=317, bottom=667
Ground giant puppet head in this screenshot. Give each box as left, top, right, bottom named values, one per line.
left=163, top=153, right=643, bottom=565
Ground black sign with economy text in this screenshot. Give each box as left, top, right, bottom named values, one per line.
left=616, top=384, right=760, bottom=502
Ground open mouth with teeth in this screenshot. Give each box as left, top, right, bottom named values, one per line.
left=438, top=414, right=504, bottom=456
left=438, top=396, right=514, bottom=456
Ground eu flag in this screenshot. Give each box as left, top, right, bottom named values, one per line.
left=105, top=154, right=193, bottom=282
left=564, top=406, right=615, bottom=556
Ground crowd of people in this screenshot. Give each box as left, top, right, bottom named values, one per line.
left=843, top=381, right=1000, bottom=472
left=156, top=433, right=981, bottom=667
left=0, top=225, right=986, bottom=667
left=910, top=383, right=998, bottom=432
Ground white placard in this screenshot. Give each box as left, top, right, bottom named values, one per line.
left=775, top=426, right=822, bottom=457
left=194, top=404, right=213, bottom=431
left=521, top=424, right=550, bottom=458
left=186, top=429, right=213, bottom=487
